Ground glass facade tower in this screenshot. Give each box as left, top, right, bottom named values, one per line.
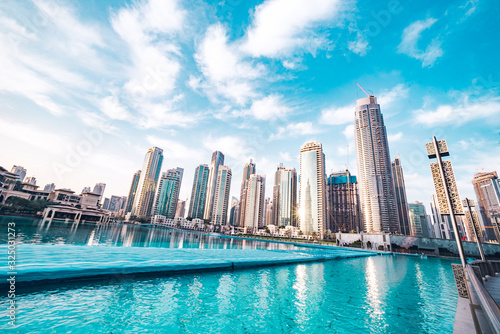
left=299, top=142, right=327, bottom=237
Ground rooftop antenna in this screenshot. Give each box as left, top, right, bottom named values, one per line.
left=356, top=83, right=371, bottom=97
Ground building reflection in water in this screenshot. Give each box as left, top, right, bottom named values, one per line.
left=365, top=257, right=384, bottom=324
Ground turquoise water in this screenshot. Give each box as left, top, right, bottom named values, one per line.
left=0, top=216, right=459, bottom=333
left=0, top=216, right=303, bottom=250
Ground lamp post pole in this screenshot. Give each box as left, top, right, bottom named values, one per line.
left=431, top=136, right=467, bottom=267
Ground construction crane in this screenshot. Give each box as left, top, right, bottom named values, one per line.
left=356, top=83, right=371, bottom=97
left=327, top=208, right=345, bottom=233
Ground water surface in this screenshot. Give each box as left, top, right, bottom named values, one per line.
left=0, top=216, right=458, bottom=333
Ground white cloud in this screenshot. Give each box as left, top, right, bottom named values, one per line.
left=414, top=96, right=500, bottom=126
left=378, top=84, right=410, bottom=107
left=348, top=35, right=369, bottom=56
left=146, top=135, right=204, bottom=161
left=203, top=135, right=254, bottom=164
left=241, top=0, right=345, bottom=58
left=136, top=97, right=198, bottom=129
left=342, top=124, right=354, bottom=140
left=279, top=152, right=294, bottom=162
left=320, top=105, right=354, bottom=125
left=76, top=112, right=118, bottom=134
left=0, top=2, right=100, bottom=116
left=0, top=119, right=68, bottom=154
left=247, top=95, right=291, bottom=120
left=388, top=132, right=403, bottom=142
left=397, top=18, right=443, bottom=67
left=111, top=0, right=185, bottom=99
left=194, top=24, right=264, bottom=105
left=99, top=96, right=132, bottom=120
left=270, top=121, right=321, bottom=140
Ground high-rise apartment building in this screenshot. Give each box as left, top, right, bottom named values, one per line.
left=10, top=165, right=26, bottom=182
left=154, top=168, right=184, bottom=219
left=472, top=171, right=500, bottom=241
left=44, top=183, right=55, bottom=192
left=430, top=194, right=468, bottom=240
left=244, top=174, right=266, bottom=232
left=392, top=155, right=411, bottom=235
left=187, top=164, right=209, bottom=220
left=326, top=170, right=361, bottom=233
left=212, top=165, right=231, bottom=225
left=228, top=197, right=239, bottom=226
left=175, top=199, right=186, bottom=218
left=354, top=95, right=398, bottom=233
left=93, top=183, right=106, bottom=203
left=276, top=166, right=297, bottom=227
left=299, top=141, right=327, bottom=237
left=24, top=176, right=36, bottom=185
left=408, top=201, right=433, bottom=238
left=272, top=164, right=286, bottom=226
left=125, top=170, right=141, bottom=213
left=132, top=147, right=163, bottom=217
left=108, top=195, right=127, bottom=212
left=265, top=198, right=273, bottom=227
left=239, top=160, right=256, bottom=228
left=204, top=151, right=224, bottom=221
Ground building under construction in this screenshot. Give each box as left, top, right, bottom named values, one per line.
left=326, top=170, right=362, bottom=233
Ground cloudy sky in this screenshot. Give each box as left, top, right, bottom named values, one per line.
left=1, top=0, right=499, bottom=210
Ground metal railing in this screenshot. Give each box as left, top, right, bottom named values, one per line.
left=466, top=264, right=500, bottom=333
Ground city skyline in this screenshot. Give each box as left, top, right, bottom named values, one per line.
left=0, top=0, right=499, bottom=215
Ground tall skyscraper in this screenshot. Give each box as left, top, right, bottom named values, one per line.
left=276, top=166, right=297, bottom=227
left=102, top=198, right=110, bottom=211
left=132, top=147, right=163, bottom=217
left=92, top=182, right=106, bottom=206
left=239, top=160, right=256, bottom=227
left=24, top=176, right=36, bottom=185
left=125, top=170, right=141, bottom=213
left=265, top=198, right=273, bottom=227
left=204, top=151, right=224, bottom=221
left=326, top=170, right=362, bottom=233
left=212, top=165, right=232, bottom=225
left=44, top=183, right=55, bottom=192
left=299, top=142, right=327, bottom=237
left=472, top=171, right=500, bottom=241
left=272, top=163, right=286, bottom=226
left=175, top=199, right=186, bottom=218
left=188, top=164, right=210, bottom=219
left=154, top=168, right=184, bottom=219
left=244, top=174, right=266, bottom=231
left=354, top=95, right=398, bottom=233
left=109, top=195, right=127, bottom=212
left=392, top=155, right=411, bottom=235
left=408, top=201, right=432, bottom=238
left=10, top=165, right=26, bottom=182
left=228, top=197, right=239, bottom=226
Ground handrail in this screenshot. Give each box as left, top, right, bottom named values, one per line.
left=466, top=264, right=500, bottom=333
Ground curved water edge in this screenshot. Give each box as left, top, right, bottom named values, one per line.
left=0, top=216, right=460, bottom=333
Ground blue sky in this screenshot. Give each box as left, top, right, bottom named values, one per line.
left=1, top=0, right=499, bottom=210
